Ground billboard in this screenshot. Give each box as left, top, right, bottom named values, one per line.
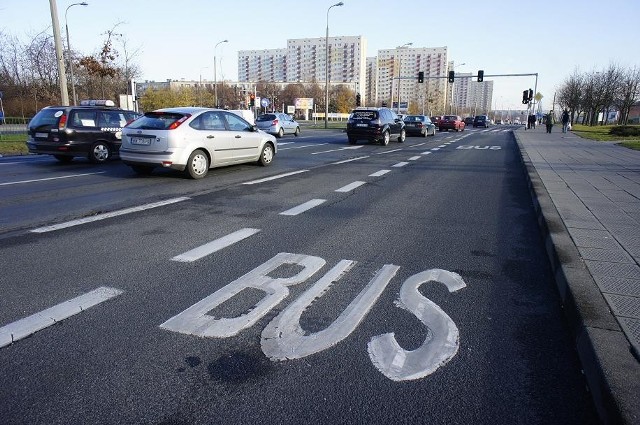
left=294, top=98, right=314, bottom=110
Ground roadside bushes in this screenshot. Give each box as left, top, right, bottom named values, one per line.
left=609, top=126, right=640, bottom=137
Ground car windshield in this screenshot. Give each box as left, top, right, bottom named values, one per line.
left=351, top=110, right=378, bottom=120
left=404, top=116, right=424, bottom=122
left=256, top=114, right=277, bottom=122
left=29, top=108, right=65, bottom=130
left=126, top=112, right=186, bottom=130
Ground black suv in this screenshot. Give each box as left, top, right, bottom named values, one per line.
left=26, top=100, right=140, bottom=163
left=346, top=107, right=405, bottom=145
left=473, top=115, right=490, bottom=128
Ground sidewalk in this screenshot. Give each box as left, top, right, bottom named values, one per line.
left=514, top=126, right=640, bottom=424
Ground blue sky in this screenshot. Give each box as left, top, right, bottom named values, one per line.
left=2, top=0, right=639, bottom=110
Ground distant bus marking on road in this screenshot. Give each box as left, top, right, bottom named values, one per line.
left=280, top=199, right=326, bottom=216
left=171, top=228, right=261, bottom=262
left=0, top=286, right=123, bottom=348
left=31, top=197, right=190, bottom=233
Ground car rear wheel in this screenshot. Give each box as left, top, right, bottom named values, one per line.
left=89, top=142, right=110, bottom=163
left=277, top=128, right=284, bottom=138
left=54, top=155, right=73, bottom=163
left=398, top=129, right=406, bottom=143
left=185, top=149, right=209, bottom=179
left=381, top=131, right=390, bottom=146
left=294, top=127, right=300, bottom=137
left=258, top=143, right=274, bottom=166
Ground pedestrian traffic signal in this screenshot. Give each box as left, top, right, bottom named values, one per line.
left=356, top=93, right=361, bottom=107
left=418, top=71, right=424, bottom=83
left=448, top=71, right=455, bottom=83
left=250, top=93, right=255, bottom=107
left=477, top=70, right=484, bottom=82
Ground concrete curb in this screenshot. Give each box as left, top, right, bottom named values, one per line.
left=514, top=131, right=639, bottom=425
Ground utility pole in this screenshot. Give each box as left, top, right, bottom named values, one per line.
left=49, top=0, right=69, bottom=105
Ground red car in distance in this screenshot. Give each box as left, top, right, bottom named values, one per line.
left=438, top=115, right=465, bottom=132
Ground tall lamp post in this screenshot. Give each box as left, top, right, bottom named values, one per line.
left=65, top=2, right=88, bottom=106
left=214, top=39, right=228, bottom=108
left=49, top=0, right=69, bottom=105
left=325, top=1, right=344, bottom=129
left=395, top=42, right=412, bottom=114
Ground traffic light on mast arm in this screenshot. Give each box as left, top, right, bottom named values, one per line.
left=522, top=90, right=530, bottom=104
left=356, top=93, right=361, bottom=107
left=477, top=70, right=484, bottom=82
left=418, top=71, right=424, bottom=83
left=448, top=71, right=455, bottom=83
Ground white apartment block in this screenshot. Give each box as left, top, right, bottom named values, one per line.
left=237, top=36, right=367, bottom=102
left=237, top=48, right=288, bottom=82
left=377, top=46, right=449, bottom=114
left=365, top=57, right=377, bottom=106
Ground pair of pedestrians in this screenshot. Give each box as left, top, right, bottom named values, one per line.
left=545, top=109, right=570, bottom=133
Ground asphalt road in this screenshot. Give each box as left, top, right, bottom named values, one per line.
left=0, top=127, right=598, bottom=424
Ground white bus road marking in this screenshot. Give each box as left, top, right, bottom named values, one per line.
left=336, top=181, right=366, bottom=192
left=280, top=199, right=326, bottom=216
left=311, top=146, right=363, bottom=155
left=171, top=228, right=261, bottom=262
left=0, top=171, right=106, bottom=186
left=160, top=253, right=468, bottom=381
left=31, top=197, right=190, bottom=233
left=331, top=156, right=370, bottom=165
left=408, top=156, right=421, bottom=161
left=0, top=286, right=123, bottom=348
left=369, top=169, right=391, bottom=177
left=243, top=170, right=309, bottom=185
left=392, top=162, right=409, bottom=167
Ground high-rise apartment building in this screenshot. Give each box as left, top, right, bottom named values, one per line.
left=237, top=48, right=288, bottom=82
left=377, top=46, right=449, bottom=114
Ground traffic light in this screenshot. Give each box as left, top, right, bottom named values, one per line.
left=356, top=93, right=361, bottom=107
left=448, top=71, right=455, bottom=83
left=250, top=93, right=255, bottom=107
left=528, top=89, right=533, bottom=102
left=522, top=90, right=529, bottom=104
left=418, top=71, right=424, bottom=83
left=477, top=70, right=484, bottom=82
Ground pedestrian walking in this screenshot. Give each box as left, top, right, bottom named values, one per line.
left=545, top=110, right=554, bottom=133
left=561, top=109, right=570, bottom=133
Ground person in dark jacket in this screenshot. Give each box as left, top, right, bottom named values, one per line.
left=545, top=111, right=554, bottom=133
left=561, top=109, right=570, bottom=133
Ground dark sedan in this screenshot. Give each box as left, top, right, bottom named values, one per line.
left=403, top=115, right=436, bottom=137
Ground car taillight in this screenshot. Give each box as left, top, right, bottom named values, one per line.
left=167, top=114, right=191, bottom=130
left=58, top=114, right=67, bottom=130
left=272, top=119, right=279, bottom=125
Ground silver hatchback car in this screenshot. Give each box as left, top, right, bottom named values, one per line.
left=255, top=113, right=300, bottom=138
left=120, top=107, right=277, bottom=179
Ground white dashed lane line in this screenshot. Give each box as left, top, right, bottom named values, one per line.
left=171, top=228, right=261, bottom=262
left=392, top=162, right=409, bottom=167
left=369, top=170, right=391, bottom=177
left=336, top=181, right=366, bottom=192
left=280, top=199, right=326, bottom=216
left=0, top=287, right=123, bottom=349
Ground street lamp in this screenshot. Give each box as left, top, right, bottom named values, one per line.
left=325, top=1, right=344, bottom=129
left=395, top=42, right=412, bottom=114
left=214, top=39, right=228, bottom=108
left=65, top=1, right=88, bottom=106
left=449, top=62, right=465, bottom=114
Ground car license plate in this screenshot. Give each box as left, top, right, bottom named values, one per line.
left=356, top=123, right=368, bottom=127
left=35, top=132, right=48, bottom=138
left=130, top=137, right=151, bottom=146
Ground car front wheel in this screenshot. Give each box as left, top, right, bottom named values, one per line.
left=185, top=149, right=209, bottom=179
left=89, top=142, right=110, bottom=163
left=294, top=127, right=300, bottom=137
left=258, top=143, right=274, bottom=166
